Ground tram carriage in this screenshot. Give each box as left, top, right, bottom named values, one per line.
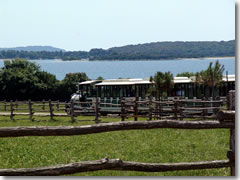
left=74, top=75, right=235, bottom=101
left=171, top=75, right=235, bottom=98
left=66, top=78, right=152, bottom=115
left=66, top=75, right=235, bottom=115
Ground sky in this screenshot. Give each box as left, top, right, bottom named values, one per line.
left=0, top=0, right=235, bottom=51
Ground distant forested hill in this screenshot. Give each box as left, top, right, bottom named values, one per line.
left=0, top=46, right=65, bottom=52
left=89, top=40, right=235, bottom=60
left=0, top=40, right=235, bottom=60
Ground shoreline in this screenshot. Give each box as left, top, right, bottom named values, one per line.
left=176, top=56, right=235, bottom=60
left=89, top=56, right=235, bottom=61
left=0, top=56, right=235, bottom=61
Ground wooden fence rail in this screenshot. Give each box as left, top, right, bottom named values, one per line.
left=0, top=158, right=230, bottom=176
left=0, top=110, right=235, bottom=176
left=0, top=119, right=234, bottom=138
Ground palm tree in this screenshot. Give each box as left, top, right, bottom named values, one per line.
left=196, top=61, right=224, bottom=98
left=194, top=72, right=204, bottom=98
left=163, top=71, right=174, bottom=97
left=149, top=71, right=174, bottom=100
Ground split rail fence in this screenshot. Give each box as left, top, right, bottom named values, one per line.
left=0, top=100, right=68, bottom=121
left=0, top=110, right=235, bottom=176
left=0, top=98, right=226, bottom=122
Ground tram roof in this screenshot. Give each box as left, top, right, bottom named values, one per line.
left=174, top=74, right=235, bottom=83
left=95, top=78, right=152, bottom=86
left=79, top=74, right=235, bottom=86
left=222, top=74, right=235, bottom=82
left=173, top=77, right=192, bottom=84
left=79, top=80, right=102, bottom=85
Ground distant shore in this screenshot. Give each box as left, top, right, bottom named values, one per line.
left=0, top=56, right=235, bottom=61
left=88, top=56, right=235, bottom=61
left=58, top=56, right=235, bottom=61
left=176, top=56, right=235, bottom=60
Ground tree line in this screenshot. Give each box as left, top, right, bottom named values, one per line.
left=0, top=59, right=89, bottom=101
left=0, top=40, right=235, bottom=60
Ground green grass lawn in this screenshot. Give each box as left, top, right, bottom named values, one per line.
left=0, top=115, right=230, bottom=176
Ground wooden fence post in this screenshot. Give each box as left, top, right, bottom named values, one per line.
left=228, top=128, right=235, bottom=176
left=49, top=99, right=54, bottom=121
left=228, top=90, right=235, bottom=110
left=179, top=101, right=183, bottom=121
left=28, top=99, right=34, bottom=121
left=226, top=94, right=230, bottom=110
left=158, top=100, right=162, bottom=120
left=71, top=101, right=75, bottom=123
left=202, top=101, right=207, bottom=120
left=121, top=98, right=125, bottom=121
left=223, top=110, right=236, bottom=176
left=15, top=99, right=18, bottom=111
left=65, top=101, right=67, bottom=112
left=4, top=100, right=6, bottom=111
left=174, top=100, right=178, bottom=120
left=134, top=96, right=139, bottom=121
left=217, top=110, right=235, bottom=176
left=149, top=97, right=152, bottom=121
left=56, top=100, right=59, bottom=111
left=95, top=98, right=100, bottom=123
left=10, top=100, right=14, bottom=121
left=42, top=99, right=45, bottom=110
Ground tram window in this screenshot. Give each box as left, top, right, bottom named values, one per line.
left=115, top=86, right=119, bottom=97
left=106, top=86, right=111, bottom=98
left=112, top=86, right=117, bottom=98
left=126, top=86, right=129, bottom=97
left=96, top=87, right=100, bottom=97
left=139, top=86, right=143, bottom=97
left=79, top=85, right=83, bottom=91
left=92, top=87, right=96, bottom=97
left=142, top=86, right=146, bottom=98
left=123, top=86, right=127, bottom=97
left=119, top=87, right=123, bottom=98
left=87, top=85, right=91, bottom=97
left=101, top=86, right=104, bottom=98
left=89, top=86, right=93, bottom=97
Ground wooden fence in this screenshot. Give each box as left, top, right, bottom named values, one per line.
left=0, top=99, right=68, bottom=121
left=0, top=110, right=235, bottom=176
left=118, top=97, right=225, bottom=121
left=0, top=97, right=226, bottom=122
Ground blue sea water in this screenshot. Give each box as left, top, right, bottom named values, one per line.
left=0, top=58, right=235, bottom=80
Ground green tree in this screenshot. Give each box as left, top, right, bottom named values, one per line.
left=149, top=72, right=174, bottom=99
left=35, top=71, right=59, bottom=99
left=57, top=72, right=89, bottom=100
left=96, top=76, right=104, bottom=80
left=176, top=72, right=196, bottom=78
left=0, top=59, right=58, bottom=100
left=195, top=61, right=224, bottom=98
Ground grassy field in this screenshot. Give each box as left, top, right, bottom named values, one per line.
left=0, top=115, right=230, bottom=176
